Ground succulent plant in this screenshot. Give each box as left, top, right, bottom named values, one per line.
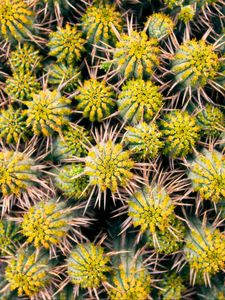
left=158, top=272, right=187, bottom=300
left=0, top=220, right=20, bottom=255
left=67, top=243, right=111, bottom=288
left=5, top=247, right=52, bottom=297
left=197, top=276, right=225, bottom=299
left=54, top=164, right=89, bottom=199
left=48, top=24, right=85, bottom=65
left=76, top=78, right=115, bottom=122
left=188, top=149, right=225, bottom=203
left=125, top=122, right=163, bottom=160
left=184, top=219, right=225, bottom=284
left=82, top=2, right=123, bottom=47
left=0, top=0, right=34, bottom=41
left=118, top=79, right=163, bottom=124
left=178, top=5, right=196, bottom=23
left=26, top=89, right=71, bottom=136
left=160, top=110, right=200, bottom=158
left=145, top=12, right=174, bottom=40
left=5, top=71, right=41, bottom=101
left=112, top=30, right=160, bottom=79
left=0, top=106, right=28, bottom=144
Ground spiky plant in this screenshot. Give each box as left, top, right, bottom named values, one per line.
left=112, top=30, right=160, bottom=79
left=197, top=276, right=225, bottom=299
left=184, top=219, right=225, bottom=285
left=118, top=79, right=163, bottom=124
left=158, top=272, right=187, bottom=300
left=5, top=71, right=41, bottom=101
left=9, top=43, right=41, bottom=73
left=81, top=2, right=123, bottom=47
left=25, top=89, right=71, bottom=136
left=52, top=124, right=91, bottom=161
left=54, top=164, right=89, bottom=199
left=48, top=24, right=85, bottom=65
left=145, top=12, right=174, bottom=40
left=75, top=78, right=116, bottom=122
left=177, top=5, right=196, bottom=23
left=160, top=110, right=200, bottom=158
left=196, top=104, right=224, bottom=137
left=188, top=149, right=225, bottom=203
left=125, top=122, right=163, bottom=160
left=5, top=247, right=53, bottom=298
left=67, top=243, right=111, bottom=289
left=0, top=106, right=28, bottom=144
left=47, top=63, right=81, bottom=92
left=0, top=220, right=20, bottom=255
left=0, top=0, right=34, bottom=41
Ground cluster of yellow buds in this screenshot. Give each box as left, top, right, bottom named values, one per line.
left=146, top=12, right=174, bottom=40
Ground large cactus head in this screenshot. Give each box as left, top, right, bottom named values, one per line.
left=160, top=110, right=200, bottom=158
left=146, top=12, right=174, bottom=40
left=118, top=79, right=163, bottom=124
left=113, top=30, right=160, bottom=79
left=82, top=2, right=122, bottom=47
left=26, top=89, right=71, bottom=136
left=188, top=149, right=225, bottom=203
left=67, top=243, right=111, bottom=288
left=76, top=79, right=116, bottom=122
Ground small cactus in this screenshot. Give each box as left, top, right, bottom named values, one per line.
left=0, top=220, right=20, bottom=255
left=118, top=79, right=163, bottom=124
left=178, top=5, right=196, bottom=23
left=48, top=24, right=85, bottom=65
left=54, top=164, right=89, bottom=199
left=0, top=106, right=28, bottom=144
left=188, top=149, right=225, bottom=203
left=158, top=272, right=186, bottom=300
left=26, top=89, right=71, bottom=136
left=67, top=243, right=111, bottom=288
left=145, top=12, right=174, bottom=40
left=76, top=78, right=115, bottom=122
left=125, top=122, right=163, bottom=160
left=160, top=110, right=200, bottom=158
left=112, top=30, right=160, bottom=79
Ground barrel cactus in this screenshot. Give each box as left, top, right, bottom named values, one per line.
left=0, top=220, right=20, bottom=255
left=145, top=12, right=174, bottom=40
left=158, top=272, right=187, bottom=300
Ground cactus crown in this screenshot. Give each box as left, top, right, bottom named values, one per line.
left=85, top=140, right=134, bottom=193
left=172, top=40, right=220, bottom=88
left=113, top=30, right=160, bottom=79
left=178, top=5, right=196, bottom=23
left=21, top=200, right=71, bottom=249
left=0, top=0, right=33, bottom=41
left=5, top=247, right=51, bottom=297
left=48, top=24, right=85, bottom=65
left=54, top=164, right=89, bottom=199
left=125, top=122, right=163, bottom=159
left=0, top=106, right=28, bottom=144
left=188, top=149, right=225, bottom=203
left=184, top=221, right=225, bottom=279
left=82, top=3, right=122, bottom=46
left=67, top=243, right=111, bottom=288
left=161, top=110, right=200, bottom=158
left=0, top=150, right=36, bottom=196
left=76, top=79, right=115, bottom=122
left=26, top=89, right=71, bottom=136
left=159, top=273, right=186, bottom=300
left=146, top=12, right=174, bottom=40
left=118, top=79, right=163, bottom=124
left=5, top=71, right=41, bottom=101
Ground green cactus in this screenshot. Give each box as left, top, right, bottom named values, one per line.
left=160, top=110, right=200, bottom=158
left=0, top=220, right=20, bottom=255
left=118, top=79, right=163, bottom=124
left=25, top=89, right=71, bottom=136
left=178, top=5, right=196, bottom=23
left=158, top=272, right=187, bottom=300
left=188, top=149, right=225, bottom=203
left=145, top=12, right=174, bottom=40
left=75, top=78, right=116, bottom=122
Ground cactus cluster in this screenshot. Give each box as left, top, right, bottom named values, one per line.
left=0, top=0, right=224, bottom=299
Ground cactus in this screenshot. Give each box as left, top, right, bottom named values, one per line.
left=0, top=220, right=20, bottom=255
left=0, top=106, right=28, bottom=144
left=118, top=79, right=163, bottom=124
left=48, top=24, right=85, bottom=65
left=112, top=30, right=160, bottom=79
left=82, top=2, right=123, bottom=47
left=5, top=247, right=52, bottom=297
left=158, top=272, right=187, bottom=300
left=26, top=89, right=71, bottom=136
left=67, top=243, right=111, bottom=288
left=54, top=164, right=89, bottom=199
left=75, top=78, right=116, bottom=122
left=0, top=0, right=34, bottom=41
left=125, top=122, right=163, bottom=160
left=178, top=5, right=196, bottom=23
left=188, top=149, right=225, bottom=203
left=145, top=12, right=174, bottom=40
left=5, top=71, right=41, bottom=101
left=160, top=110, right=200, bottom=158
